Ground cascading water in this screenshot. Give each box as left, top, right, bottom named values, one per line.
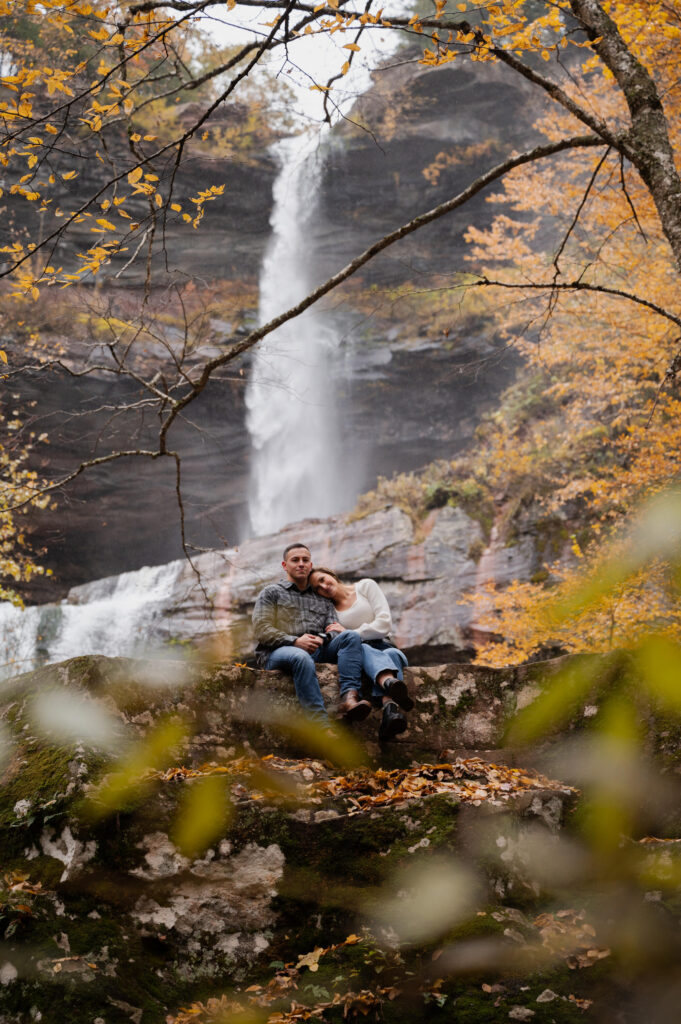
left=245, top=131, right=348, bottom=537
left=0, top=561, right=186, bottom=680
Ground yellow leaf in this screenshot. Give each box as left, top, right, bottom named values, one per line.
left=62, top=171, right=77, bottom=180
left=171, top=775, right=232, bottom=859
left=154, top=193, right=162, bottom=207
left=0, top=350, right=7, bottom=364
left=170, top=203, right=181, bottom=212
left=343, top=43, right=360, bottom=51
left=296, top=947, right=325, bottom=972
left=85, top=717, right=188, bottom=819
left=130, top=132, right=141, bottom=142
left=127, top=167, right=143, bottom=185
left=341, top=61, right=350, bottom=75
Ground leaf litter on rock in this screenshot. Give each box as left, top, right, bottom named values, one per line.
left=166, top=934, right=396, bottom=1024
left=147, top=755, right=575, bottom=815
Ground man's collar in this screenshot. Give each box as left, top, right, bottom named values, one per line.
left=280, top=578, right=311, bottom=592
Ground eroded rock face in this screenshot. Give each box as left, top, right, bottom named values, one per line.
left=131, top=838, right=285, bottom=975
left=7, top=502, right=549, bottom=673
left=316, top=51, right=547, bottom=287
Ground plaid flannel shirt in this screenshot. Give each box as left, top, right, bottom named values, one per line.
left=252, top=579, right=337, bottom=665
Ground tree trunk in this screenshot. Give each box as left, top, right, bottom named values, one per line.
left=569, top=0, right=681, bottom=272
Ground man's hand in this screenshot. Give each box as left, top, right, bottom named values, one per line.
left=294, top=633, right=324, bottom=653
left=326, top=623, right=345, bottom=634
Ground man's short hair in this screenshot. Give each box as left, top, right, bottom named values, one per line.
left=282, top=541, right=311, bottom=560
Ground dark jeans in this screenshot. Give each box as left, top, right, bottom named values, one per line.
left=265, top=629, right=364, bottom=723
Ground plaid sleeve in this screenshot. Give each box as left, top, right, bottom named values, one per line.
left=252, top=586, right=297, bottom=648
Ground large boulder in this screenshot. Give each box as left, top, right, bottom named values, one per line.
left=2, top=653, right=680, bottom=1023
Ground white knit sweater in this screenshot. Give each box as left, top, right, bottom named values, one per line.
left=335, top=578, right=392, bottom=639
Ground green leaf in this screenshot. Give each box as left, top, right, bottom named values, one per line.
left=636, top=634, right=681, bottom=715
left=506, top=656, right=601, bottom=745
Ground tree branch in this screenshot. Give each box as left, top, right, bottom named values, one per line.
left=156, top=133, right=605, bottom=448
left=467, top=276, right=681, bottom=331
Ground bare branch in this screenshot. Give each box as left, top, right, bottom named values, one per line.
left=5, top=450, right=163, bottom=513
left=552, top=146, right=612, bottom=281
left=467, top=276, right=681, bottom=331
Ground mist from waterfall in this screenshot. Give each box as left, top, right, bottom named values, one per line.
left=245, top=131, right=349, bottom=537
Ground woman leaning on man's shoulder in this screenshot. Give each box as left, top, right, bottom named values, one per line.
left=310, top=568, right=413, bottom=742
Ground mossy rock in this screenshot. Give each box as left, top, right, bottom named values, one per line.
left=0, top=652, right=676, bottom=1022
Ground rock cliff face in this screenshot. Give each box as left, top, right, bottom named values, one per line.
left=316, top=51, right=545, bottom=285
left=4, top=502, right=551, bottom=675
left=10, top=46, right=541, bottom=600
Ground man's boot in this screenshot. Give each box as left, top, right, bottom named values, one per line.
left=337, top=689, right=372, bottom=723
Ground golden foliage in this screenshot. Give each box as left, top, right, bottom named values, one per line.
left=437, top=7, right=681, bottom=663
left=0, top=405, right=51, bottom=604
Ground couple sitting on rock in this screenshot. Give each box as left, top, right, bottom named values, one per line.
left=252, top=542, right=414, bottom=741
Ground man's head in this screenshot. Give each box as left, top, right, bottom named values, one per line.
left=281, top=543, right=312, bottom=589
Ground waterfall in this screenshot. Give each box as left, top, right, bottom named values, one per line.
left=245, top=131, right=347, bottom=537
left=0, top=561, right=186, bottom=680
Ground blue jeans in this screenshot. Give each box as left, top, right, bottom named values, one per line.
left=265, top=630, right=364, bottom=723
left=361, top=640, right=408, bottom=699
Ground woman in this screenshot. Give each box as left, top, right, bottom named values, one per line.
left=309, top=567, right=413, bottom=741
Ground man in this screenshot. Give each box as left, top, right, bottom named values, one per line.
left=252, top=542, right=371, bottom=725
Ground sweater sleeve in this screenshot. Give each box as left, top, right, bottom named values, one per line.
left=354, top=578, right=393, bottom=639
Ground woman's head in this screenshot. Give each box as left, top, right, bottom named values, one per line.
left=309, top=566, right=341, bottom=600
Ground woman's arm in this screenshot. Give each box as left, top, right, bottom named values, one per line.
left=354, top=579, right=393, bottom=639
